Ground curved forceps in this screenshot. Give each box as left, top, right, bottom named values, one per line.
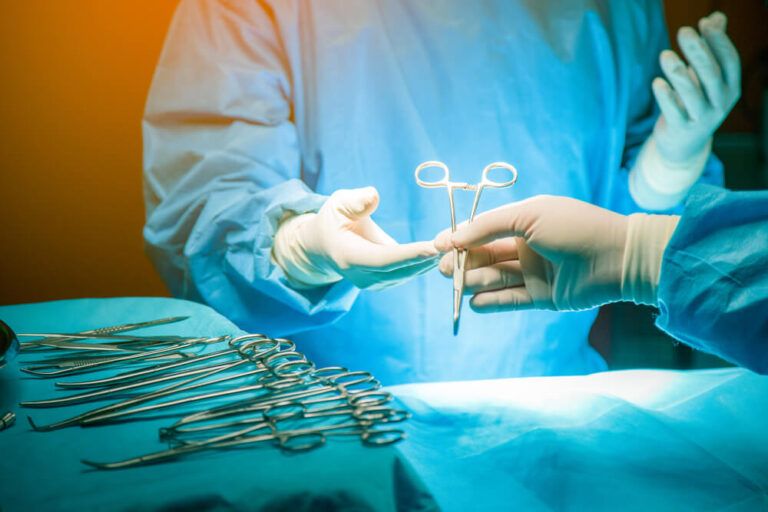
left=56, top=333, right=275, bottom=389
left=415, top=161, right=518, bottom=334
left=158, top=369, right=381, bottom=440
left=26, top=335, right=283, bottom=431
left=83, top=401, right=406, bottom=469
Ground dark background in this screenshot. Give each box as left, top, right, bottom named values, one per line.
left=1, top=1, right=766, bottom=369
left=601, top=0, right=768, bottom=370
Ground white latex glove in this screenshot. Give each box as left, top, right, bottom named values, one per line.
left=273, top=186, right=439, bottom=290
left=434, top=196, right=680, bottom=312
left=631, top=11, right=741, bottom=210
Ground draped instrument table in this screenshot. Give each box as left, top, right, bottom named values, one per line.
left=0, top=298, right=435, bottom=512
left=2, top=298, right=767, bottom=511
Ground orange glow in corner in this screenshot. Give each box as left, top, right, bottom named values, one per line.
left=0, top=1, right=179, bottom=304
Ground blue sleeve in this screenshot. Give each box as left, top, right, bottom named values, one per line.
left=142, top=0, right=358, bottom=336
left=656, top=184, right=768, bottom=374
left=604, top=0, right=723, bottom=216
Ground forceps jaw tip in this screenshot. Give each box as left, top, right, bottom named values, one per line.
left=20, top=368, right=50, bottom=376
left=80, top=459, right=119, bottom=471
left=82, top=458, right=152, bottom=470
left=453, top=289, right=462, bottom=336
left=26, top=415, right=76, bottom=432
left=26, top=415, right=40, bottom=430
left=27, top=415, right=61, bottom=432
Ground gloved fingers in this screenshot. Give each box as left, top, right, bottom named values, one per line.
left=434, top=227, right=454, bottom=253
left=462, top=261, right=524, bottom=295
left=330, top=186, right=380, bottom=221
left=343, top=238, right=439, bottom=271
left=365, top=250, right=440, bottom=274
left=652, top=77, right=687, bottom=127
left=660, top=49, right=706, bottom=121
left=469, top=287, right=535, bottom=313
left=437, top=200, right=539, bottom=250
left=353, top=217, right=398, bottom=245
left=438, top=238, right=518, bottom=277
left=677, top=26, right=725, bottom=110
left=433, top=221, right=473, bottom=252
left=699, top=12, right=741, bottom=97
left=359, top=258, right=439, bottom=290
left=438, top=252, right=454, bottom=276
left=434, top=213, right=503, bottom=251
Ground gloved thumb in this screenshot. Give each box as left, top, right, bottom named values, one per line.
left=331, top=187, right=380, bottom=221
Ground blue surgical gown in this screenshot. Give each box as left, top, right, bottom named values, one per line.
left=143, top=0, right=722, bottom=384
left=657, top=184, right=768, bottom=374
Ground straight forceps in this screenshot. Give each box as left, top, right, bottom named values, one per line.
left=160, top=370, right=382, bottom=438
left=83, top=421, right=405, bottom=471
left=25, top=335, right=289, bottom=430
left=20, top=337, right=222, bottom=377
left=161, top=390, right=392, bottom=438
left=54, top=336, right=292, bottom=389
left=415, top=161, right=518, bottom=334
left=83, top=396, right=406, bottom=470
left=18, top=317, right=188, bottom=350
left=171, top=401, right=407, bottom=450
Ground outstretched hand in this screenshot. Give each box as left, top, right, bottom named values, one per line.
left=434, top=196, right=630, bottom=312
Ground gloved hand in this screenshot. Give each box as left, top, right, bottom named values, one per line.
left=273, top=186, right=439, bottom=290
left=631, top=11, right=741, bottom=209
left=433, top=196, right=680, bottom=312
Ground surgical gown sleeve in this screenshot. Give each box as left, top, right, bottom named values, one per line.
left=142, top=0, right=358, bottom=335
left=604, top=0, right=723, bottom=215
left=656, top=184, right=768, bottom=374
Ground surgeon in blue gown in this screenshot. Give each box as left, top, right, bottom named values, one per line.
left=435, top=184, right=768, bottom=374
left=143, top=1, right=734, bottom=383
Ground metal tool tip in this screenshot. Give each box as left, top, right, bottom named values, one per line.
left=81, top=459, right=109, bottom=470
left=0, top=411, right=15, bottom=430
left=26, top=415, right=39, bottom=430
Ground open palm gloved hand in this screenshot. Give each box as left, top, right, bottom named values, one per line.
left=434, top=196, right=680, bottom=312
left=631, top=11, right=741, bottom=209
left=273, top=186, right=439, bottom=290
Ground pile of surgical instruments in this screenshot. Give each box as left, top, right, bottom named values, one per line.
left=5, top=316, right=408, bottom=469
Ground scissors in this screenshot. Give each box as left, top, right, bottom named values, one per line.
left=415, top=161, right=518, bottom=334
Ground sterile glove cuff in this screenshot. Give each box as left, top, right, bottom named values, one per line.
left=272, top=213, right=343, bottom=289
left=630, top=135, right=711, bottom=210
left=621, top=213, right=680, bottom=306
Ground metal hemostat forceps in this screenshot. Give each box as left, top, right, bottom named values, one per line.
left=10, top=316, right=196, bottom=373
left=10, top=316, right=409, bottom=469
left=415, top=161, right=518, bottom=334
